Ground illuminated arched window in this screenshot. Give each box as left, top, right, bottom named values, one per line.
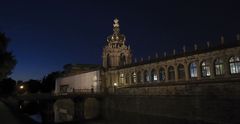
left=190, top=62, right=197, bottom=78
left=151, top=69, right=158, bottom=82
left=144, top=70, right=150, bottom=83
left=159, top=68, right=165, bottom=81
left=215, top=58, right=224, bottom=76
left=201, top=61, right=211, bottom=77
left=119, top=73, right=124, bottom=85
left=168, top=66, right=175, bottom=80
left=178, top=64, right=185, bottom=80
left=229, top=56, right=240, bottom=74
left=131, top=72, right=137, bottom=84
left=137, top=71, right=141, bottom=83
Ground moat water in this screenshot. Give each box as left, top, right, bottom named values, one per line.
left=91, top=110, right=212, bottom=124
left=29, top=110, right=212, bottom=124
left=20, top=100, right=215, bottom=124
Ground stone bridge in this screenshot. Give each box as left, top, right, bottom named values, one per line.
left=16, top=92, right=104, bottom=123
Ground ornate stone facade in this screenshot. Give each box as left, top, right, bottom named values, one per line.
left=102, top=19, right=132, bottom=68
left=103, top=19, right=240, bottom=92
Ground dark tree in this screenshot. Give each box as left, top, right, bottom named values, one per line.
left=41, top=71, right=61, bottom=93
left=0, top=78, right=16, bottom=96
left=26, top=79, right=41, bottom=93
left=0, top=32, right=17, bottom=80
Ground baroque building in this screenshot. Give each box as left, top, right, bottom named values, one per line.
left=102, top=19, right=132, bottom=68
left=55, top=18, right=240, bottom=94
left=103, top=19, right=240, bottom=93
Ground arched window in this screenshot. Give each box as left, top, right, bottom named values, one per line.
left=215, top=58, right=224, bottom=76
left=137, top=71, right=141, bottom=83
left=151, top=69, right=158, bottom=82
left=119, top=53, right=126, bottom=66
left=107, top=54, right=111, bottom=67
left=190, top=62, right=198, bottom=78
left=178, top=64, right=185, bottom=80
left=168, top=66, right=175, bottom=80
left=229, top=56, right=240, bottom=74
left=143, top=70, right=150, bottom=83
left=131, top=72, right=137, bottom=84
left=201, top=61, right=211, bottom=77
left=119, top=73, right=125, bottom=85
left=159, top=68, right=165, bottom=81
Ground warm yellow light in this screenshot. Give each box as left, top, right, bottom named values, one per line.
left=20, top=85, right=24, bottom=89
left=114, top=83, right=117, bottom=86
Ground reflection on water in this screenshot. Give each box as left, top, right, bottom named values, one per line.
left=30, top=110, right=213, bottom=124
left=25, top=103, right=213, bottom=124
left=29, top=113, right=42, bottom=123
left=84, top=110, right=213, bottom=124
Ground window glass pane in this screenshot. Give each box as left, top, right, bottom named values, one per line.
left=206, top=66, right=211, bottom=76
left=190, top=63, right=197, bottom=78
left=144, top=71, right=149, bottom=82
left=151, top=70, right=158, bottom=81
left=159, top=68, right=165, bottom=81
left=229, top=56, right=240, bottom=74
left=201, top=61, right=211, bottom=77
left=132, top=72, right=137, bottom=83
left=154, top=74, right=158, bottom=81
left=120, top=73, right=124, bottom=84
left=215, top=58, right=224, bottom=76
left=237, top=63, right=240, bottom=73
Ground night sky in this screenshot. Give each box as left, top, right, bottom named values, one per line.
left=0, top=0, right=240, bottom=81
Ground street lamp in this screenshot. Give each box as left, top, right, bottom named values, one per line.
left=20, top=85, right=24, bottom=90
left=17, top=84, right=26, bottom=95
left=113, top=83, right=117, bottom=93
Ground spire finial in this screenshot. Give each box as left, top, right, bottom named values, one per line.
left=113, top=18, right=119, bottom=28
left=113, top=18, right=120, bottom=34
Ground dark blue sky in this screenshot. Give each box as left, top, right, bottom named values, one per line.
left=0, top=0, right=240, bottom=81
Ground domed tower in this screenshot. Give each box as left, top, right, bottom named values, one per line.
left=102, top=18, right=132, bottom=69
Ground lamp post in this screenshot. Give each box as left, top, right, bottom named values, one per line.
left=113, top=83, right=117, bottom=93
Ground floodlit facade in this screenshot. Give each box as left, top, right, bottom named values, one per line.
left=55, top=65, right=102, bottom=93
left=103, top=19, right=240, bottom=92
left=56, top=19, right=240, bottom=94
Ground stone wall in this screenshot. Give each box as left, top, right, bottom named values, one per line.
left=102, top=81, right=240, bottom=124
left=116, top=79, right=240, bottom=96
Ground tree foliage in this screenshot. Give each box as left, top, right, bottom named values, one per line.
left=26, top=79, right=41, bottom=93
left=0, top=32, right=17, bottom=80
left=41, top=71, right=61, bottom=93
left=0, top=78, right=16, bottom=96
